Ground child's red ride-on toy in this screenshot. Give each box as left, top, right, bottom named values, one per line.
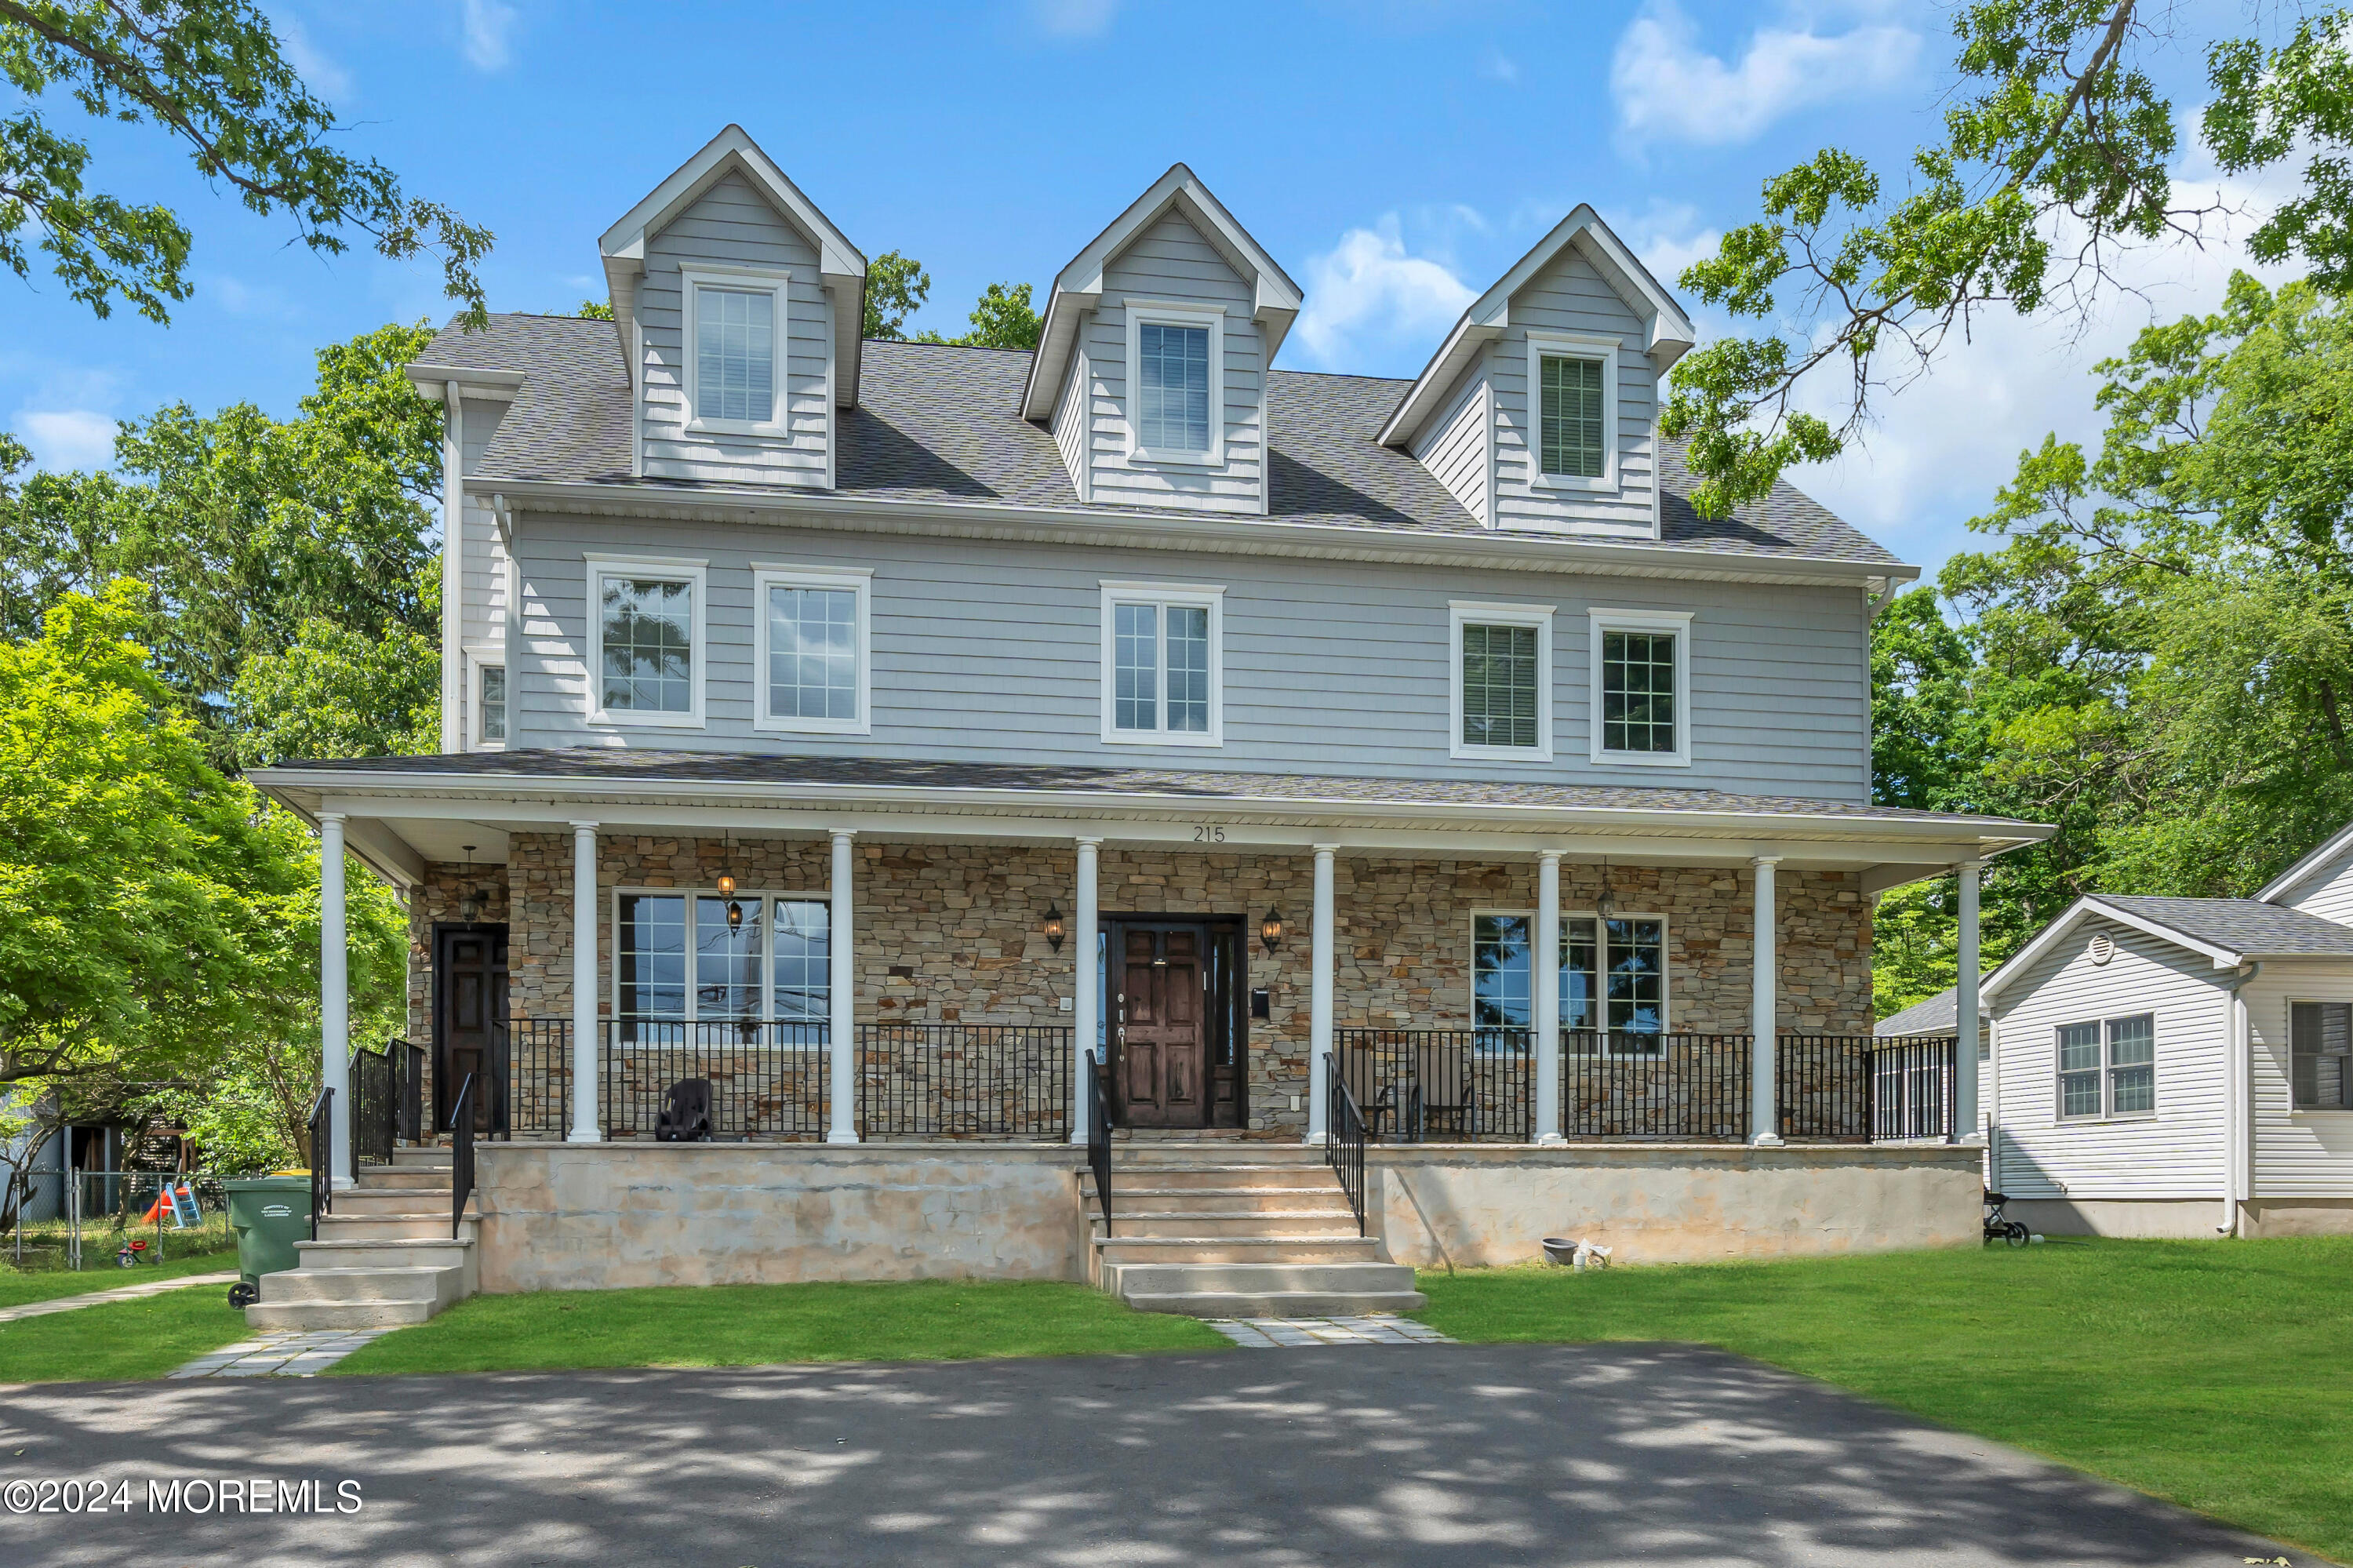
left=114, top=1239, right=150, bottom=1268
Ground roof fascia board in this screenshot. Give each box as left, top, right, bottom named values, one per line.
left=405, top=365, right=525, bottom=402
left=2257, top=820, right=2353, bottom=903
left=465, top=475, right=1924, bottom=591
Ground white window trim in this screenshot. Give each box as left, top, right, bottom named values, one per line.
left=1099, top=580, right=1225, bottom=748
left=751, top=564, right=873, bottom=736
left=680, top=264, right=790, bottom=437
left=1525, top=329, right=1621, bottom=493
left=2288, top=998, right=2353, bottom=1113
left=2053, top=1013, right=2158, bottom=1122
left=585, top=554, right=707, bottom=729
left=1470, top=907, right=1671, bottom=1040
left=1589, top=607, right=1693, bottom=768
left=464, top=642, right=506, bottom=751
left=1123, top=300, right=1226, bottom=467
left=611, top=886, right=832, bottom=1026
left=1449, top=601, right=1555, bottom=763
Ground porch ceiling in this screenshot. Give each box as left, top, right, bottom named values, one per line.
left=255, top=752, right=2049, bottom=891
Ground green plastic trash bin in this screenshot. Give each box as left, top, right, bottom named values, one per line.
left=223, top=1174, right=311, bottom=1309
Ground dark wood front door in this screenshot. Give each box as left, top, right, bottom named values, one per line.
left=433, top=924, right=508, bottom=1134
left=1114, top=922, right=1211, bottom=1129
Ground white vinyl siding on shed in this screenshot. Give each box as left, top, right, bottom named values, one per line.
left=504, top=515, right=1871, bottom=795
left=2271, top=839, right=2353, bottom=928
left=636, top=171, right=831, bottom=488
left=1486, top=245, right=1657, bottom=537
left=1084, top=212, right=1263, bottom=515
left=2242, top=969, right=2353, bottom=1196
left=1988, top=918, right=2226, bottom=1201
left=1411, top=370, right=1492, bottom=525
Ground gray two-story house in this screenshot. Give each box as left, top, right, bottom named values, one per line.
left=250, top=126, right=2039, bottom=1327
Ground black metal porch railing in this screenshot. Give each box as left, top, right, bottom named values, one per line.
left=1325, top=1051, right=1368, bottom=1235
left=449, top=1072, right=476, bottom=1240
left=1868, top=1034, right=1961, bottom=1141
left=305, top=1086, right=332, bottom=1240
left=1776, top=1034, right=1877, bottom=1144
left=507, top=1017, right=573, bottom=1137
left=1564, top=1031, right=1751, bottom=1141
left=598, top=1020, right=831, bottom=1140
left=859, top=1024, right=1074, bottom=1138
left=1333, top=1028, right=1533, bottom=1141
left=348, top=1039, right=424, bottom=1173
left=1086, top=1047, right=1111, bottom=1233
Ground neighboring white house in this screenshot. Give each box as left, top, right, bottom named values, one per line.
left=1979, top=824, right=2353, bottom=1238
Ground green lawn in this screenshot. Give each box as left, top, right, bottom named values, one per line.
left=0, top=1286, right=253, bottom=1383
left=0, top=1247, right=237, bottom=1312
left=1416, top=1237, right=2353, bottom=1564
left=332, top=1279, right=1231, bottom=1376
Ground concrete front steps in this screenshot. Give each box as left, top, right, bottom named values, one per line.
left=244, top=1146, right=478, bottom=1330
left=1087, top=1148, right=1425, bottom=1317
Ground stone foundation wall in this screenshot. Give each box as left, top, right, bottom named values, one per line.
left=409, top=838, right=1874, bottom=1137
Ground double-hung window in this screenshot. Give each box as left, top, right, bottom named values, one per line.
left=1474, top=910, right=1668, bottom=1053
left=616, top=890, right=831, bottom=1042
left=755, top=566, right=871, bottom=734
left=1591, top=609, right=1690, bottom=766
left=682, top=268, right=785, bottom=431
left=2056, top=1014, right=2156, bottom=1119
left=1526, top=330, right=1618, bottom=489
left=1100, top=583, right=1222, bottom=745
left=588, top=558, right=704, bottom=726
left=1126, top=304, right=1224, bottom=464
left=2290, top=1002, right=2353, bottom=1109
left=1451, top=602, right=1553, bottom=761
left=471, top=655, right=507, bottom=748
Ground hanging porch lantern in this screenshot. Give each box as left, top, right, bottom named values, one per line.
left=1260, top=908, right=1285, bottom=954
left=1041, top=903, right=1067, bottom=953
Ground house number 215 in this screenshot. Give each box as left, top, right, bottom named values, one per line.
left=1191, top=825, right=1227, bottom=842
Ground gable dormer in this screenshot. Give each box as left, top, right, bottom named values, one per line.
left=599, top=126, right=866, bottom=489
left=1379, top=208, right=1694, bottom=538
left=1021, top=166, right=1302, bottom=516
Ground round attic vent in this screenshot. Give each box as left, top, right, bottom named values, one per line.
left=2089, top=933, right=2115, bottom=966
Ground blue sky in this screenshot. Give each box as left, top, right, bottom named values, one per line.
left=2, top=0, right=2276, bottom=583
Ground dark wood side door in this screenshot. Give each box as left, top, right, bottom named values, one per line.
left=433, top=924, right=508, bottom=1134
left=1113, top=922, right=1211, bottom=1129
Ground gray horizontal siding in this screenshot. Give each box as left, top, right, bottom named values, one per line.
left=508, top=513, right=1871, bottom=798
left=1412, top=369, right=1490, bottom=524
left=1489, top=245, right=1657, bottom=537
left=638, top=171, right=829, bottom=488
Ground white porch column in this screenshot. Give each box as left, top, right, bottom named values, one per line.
left=1533, top=850, right=1564, bottom=1144
left=1306, top=844, right=1337, bottom=1145
left=827, top=831, right=860, bottom=1144
left=1750, top=856, right=1782, bottom=1146
left=318, top=813, right=353, bottom=1188
left=569, top=822, right=600, bottom=1143
left=1955, top=859, right=1983, bottom=1142
left=1071, top=836, right=1101, bottom=1145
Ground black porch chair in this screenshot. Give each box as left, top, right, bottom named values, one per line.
left=654, top=1078, right=715, bottom=1142
left=1413, top=1041, right=1478, bottom=1140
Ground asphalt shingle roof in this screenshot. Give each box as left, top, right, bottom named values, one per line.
left=2093, top=895, right=2353, bottom=958
left=416, top=315, right=1901, bottom=568
left=268, top=748, right=2035, bottom=828
left=1875, top=987, right=1976, bottom=1037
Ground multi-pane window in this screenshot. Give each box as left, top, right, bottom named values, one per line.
left=616, top=891, right=830, bottom=1038
left=2290, top=1002, right=2353, bottom=1109
left=477, top=663, right=506, bottom=744
left=1601, top=631, right=1677, bottom=755
left=1475, top=911, right=1667, bottom=1049
left=1461, top=623, right=1540, bottom=749
left=2057, top=1014, right=2156, bottom=1119
left=1105, top=591, right=1217, bottom=740
left=766, top=585, right=859, bottom=723
left=694, top=285, right=775, bottom=424
left=599, top=575, right=694, bottom=715
left=1539, top=354, right=1606, bottom=478
left=1473, top=914, right=1533, bottom=1032
left=1136, top=322, right=1211, bottom=453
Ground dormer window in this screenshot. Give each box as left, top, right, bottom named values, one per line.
left=1126, top=302, right=1224, bottom=464
left=682, top=267, right=787, bottom=433
left=1525, top=329, right=1619, bottom=491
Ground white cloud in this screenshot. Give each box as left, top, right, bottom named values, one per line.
left=460, top=0, right=518, bottom=71
left=1292, top=216, right=1478, bottom=369
left=14, top=409, right=118, bottom=473
left=273, top=14, right=352, bottom=102
left=1480, top=49, right=1520, bottom=85
left=1607, top=199, right=1722, bottom=293
left=1030, top=0, right=1117, bottom=39
left=1611, top=2, right=1919, bottom=146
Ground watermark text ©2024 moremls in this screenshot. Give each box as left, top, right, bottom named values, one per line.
left=5, top=1477, right=363, bottom=1515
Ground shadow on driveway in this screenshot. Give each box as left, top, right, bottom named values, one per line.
left=0, top=1342, right=2309, bottom=1566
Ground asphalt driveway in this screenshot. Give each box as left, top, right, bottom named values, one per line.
left=0, top=1342, right=2314, bottom=1566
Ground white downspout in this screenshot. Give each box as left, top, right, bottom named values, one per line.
left=440, top=380, right=464, bottom=754
left=2220, top=962, right=2261, bottom=1236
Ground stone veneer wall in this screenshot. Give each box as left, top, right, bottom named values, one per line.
left=414, top=837, right=1871, bottom=1137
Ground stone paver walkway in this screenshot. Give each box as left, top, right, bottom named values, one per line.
left=0, top=1270, right=238, bottom=1324
left=1202, top=1315, right=1455, bottom=1348
left=166, top=1328, right=394, bottom=1379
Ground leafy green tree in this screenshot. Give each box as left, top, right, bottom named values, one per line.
left=863, top=249, right=930, bottom=339
left=1665, top=2, right=2353, bottom=514
left=228, top=584, right=439, bottom=766
left=943, top=281, right=1042, bottom=350
left=0, top=0, right=489, bottom=325
left=575, top=298, right=613, bottom=320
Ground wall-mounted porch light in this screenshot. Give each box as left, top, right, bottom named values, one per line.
left=1041, top=903, right=1067, bottom=954
left=715, top=872, right=743, bottom=931
left=1260, top=908, right=1285, bottom=954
